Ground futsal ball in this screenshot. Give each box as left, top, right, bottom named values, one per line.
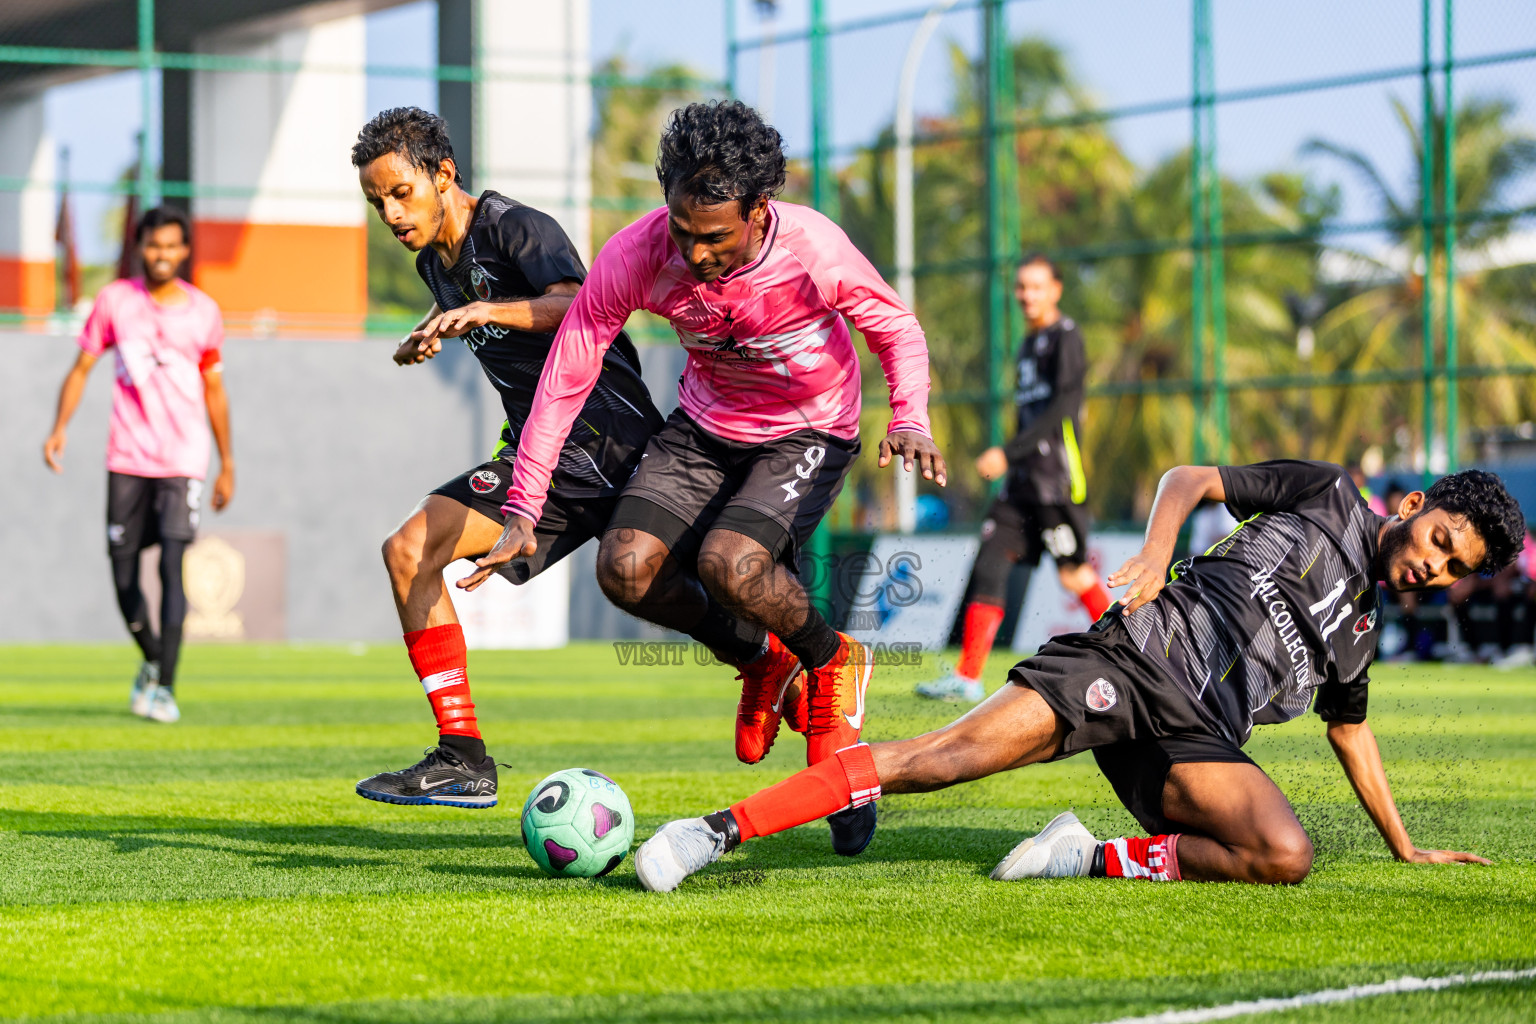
left=520, top=768, right=635, bottom=877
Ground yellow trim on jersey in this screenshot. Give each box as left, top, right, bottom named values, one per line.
left=492, top=420, right=511, bottom=461
left=1063, top=418, right=1087, bottom=505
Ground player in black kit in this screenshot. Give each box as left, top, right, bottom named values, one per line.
left=917, top=254, right=1110, bottom=703
left=632, top=460, right=1527, bottom=892
left=349, top=107, right=663, bottom=806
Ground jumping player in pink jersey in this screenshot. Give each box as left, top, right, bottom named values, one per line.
left=44, top=207, right=235, bottom=725
left=460, top=101, right=947, bottom=855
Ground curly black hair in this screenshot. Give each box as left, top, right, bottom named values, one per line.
left=135, top=205, right=190, bottom=244
left=351, top=106, right=461, bottom=185
left=655, top=101, right=786, bottom=218
left=1420, top=468, right=1528, bottom=573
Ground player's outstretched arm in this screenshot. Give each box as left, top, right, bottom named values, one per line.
left=1327, top=719, right=1490, bottom=865
left=879, top=431, right=947, bottom=487
left=1108, top=465, right=1224, bottom=612
left=43, top=350, right=98, bottom=473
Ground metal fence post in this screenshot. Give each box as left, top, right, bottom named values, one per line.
left=1190, top=0, right=1207, bottom=465
left=808, top=0, right=832, bottom=606
left=1444, top=0, right=1458, bottom=472
left=1200, top=0, right=1228, bottom=462
left=137, top=0, right=157, bottom=208
left=983, top=0, right=1006, bottom=449
left=725, top=0, right=738, bottom=98
left=1420, top=0, right=1437, bottom=486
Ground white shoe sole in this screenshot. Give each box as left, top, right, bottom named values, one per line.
left=991, top=810, right=1091, bottom=881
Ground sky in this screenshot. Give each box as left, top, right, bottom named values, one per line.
left=35, top=0, right=1536, bottom=263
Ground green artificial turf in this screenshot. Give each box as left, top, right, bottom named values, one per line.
left=0, top=643, right=1532, bottom=1022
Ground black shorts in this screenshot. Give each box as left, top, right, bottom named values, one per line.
left=605, top=407, right=859, bottom=573
left=1008, top=616, right=1255, bottom=834
left=107, top=472, right=201, bottom=554
left=430, top=460, right=617, bottom=585
left=980, top=496, right=1090, bottom=569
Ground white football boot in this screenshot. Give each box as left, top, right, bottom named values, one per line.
left=146, top=685, right=181, bottom=724
left=636, top=818, right=727, bottom=892
left=991, top=810, right=1099, bottom=880
left=130, top=661, right=161, bottom=717
left=913, top=674, right=985, bottom=703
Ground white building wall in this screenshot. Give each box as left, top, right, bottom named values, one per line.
left=0, top=93, right=56, bottom=264
left=477, top=0, right=593, bottom=261
left=192, top=14, right=366, bottom=229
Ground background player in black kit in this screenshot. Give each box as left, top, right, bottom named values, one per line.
left=349, top=107, right=663, bottom=807
left=633, top=460, right=1526, bottom=892
left=917, top=254, right=1111, bottom=703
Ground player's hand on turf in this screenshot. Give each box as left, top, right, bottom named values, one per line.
left=212, top=465, right=235, bottom=511
left=879, top=431, right=947, bottom=487
left=43, top=429, right=66, bottom=473
left=1108, top=545, right=1171, bottom=613
left=974, top=446, right=1008, bottom=482
left=1403, top=847, right=1492, bottom=866
left=457, top=515, right=538, bottom=592
left=393, top=333, right=441, bottom=365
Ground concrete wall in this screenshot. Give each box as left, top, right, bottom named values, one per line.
left=2, top=326, right=685, bottom=642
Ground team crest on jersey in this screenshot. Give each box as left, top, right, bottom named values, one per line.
left=1085, top=677, right=1117, bottom=712
left=469, top=469, right=500, bottom=494
left=1352, top=608, right=1378, bottom=640
left=469, top=265, right=493, bottom=301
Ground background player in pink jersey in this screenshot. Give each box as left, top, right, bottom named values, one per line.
left=43, top=208, right=235, bottom=725
left=459, top=101, right=947, bottom=855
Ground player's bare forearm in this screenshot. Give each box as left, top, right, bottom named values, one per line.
left=483, top=289, right=576, bottom=333
left=395, top=304, right=442, bottom=365
left=204, top=371, right=236, bottom=509
left=1327, top=719, right=1490, bottom=865
left=1108, top=465, right=1223, bottom=611
left=44, top=352, right=96, bottom=472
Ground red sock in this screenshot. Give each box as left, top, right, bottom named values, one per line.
left=1103, top=834, right=1181, bottom=881
left=403, top=624, right=480, bottom=738
left=956, top=601, right=1005, bottom=680
left=1079, top=580, right=1112, bottom=621
left=731, top=743, right=880, bottom=841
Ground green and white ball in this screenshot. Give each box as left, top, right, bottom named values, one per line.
left=520, top=768, right=635, bottom=877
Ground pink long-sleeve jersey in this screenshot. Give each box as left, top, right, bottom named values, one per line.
left=502, top=201, right=933, bottom=524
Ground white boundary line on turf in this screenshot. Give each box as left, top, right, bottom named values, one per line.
left=1093, top=967, right=1536, bottom=1024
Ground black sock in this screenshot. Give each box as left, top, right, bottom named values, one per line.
left=687, top=597, right=768, bottom=666
left=780, top=609, right=841, bottom=670
left=157, top=541, right=189, bottom=693
left=112, top=552, right=161, bottom=664
left=704, top=808, right=741, bottom=851
left=1090, top=842, right=1107, bottom=877
left=439, top=733, right=487, bottom=764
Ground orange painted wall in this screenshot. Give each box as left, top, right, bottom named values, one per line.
left=192, top=221, right=367, bottom=318
left=0, top=258, right=56, bottom=314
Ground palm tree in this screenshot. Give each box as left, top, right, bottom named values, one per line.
left=1303, top=95, right=1536, bottom=468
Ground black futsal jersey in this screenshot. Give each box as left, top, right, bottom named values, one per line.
left=1119, top=461, right=1385, bottom=744
left=1000, top=317, right=1087, bottom=506
left=416, top=191, right=662, bottom=498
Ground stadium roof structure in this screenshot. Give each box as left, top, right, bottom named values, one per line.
left=0, top=0, right=408, bottom=96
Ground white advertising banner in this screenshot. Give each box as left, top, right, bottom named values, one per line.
left=1011, top=531, right=1144, bottom=654
left=444, top=558, right=570, bottom=650
left=844, top=534, right=980, bottom=652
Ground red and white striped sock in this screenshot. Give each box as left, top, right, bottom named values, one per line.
left=403, top=624, right=480, bottom=740
left=1102, top=834, right=1182, bottom=881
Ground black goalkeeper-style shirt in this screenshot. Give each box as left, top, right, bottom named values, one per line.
left=1120, top=460, right=1386, bottom=745
left=1001, top=317, right=1087, bottom=507
left=416, top=191, right=663, bottom=498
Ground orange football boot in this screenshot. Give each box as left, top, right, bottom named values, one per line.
left=733, top=633, right=804, bottom=764
left=804, top=633, right=873, bottom=765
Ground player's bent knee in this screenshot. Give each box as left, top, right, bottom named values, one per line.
left=696, top=531, right=772, bottom=605
left=595, top=534, right=656, bottom=609
left=1252, top=828, right=1313, bottom=885
left=381, top=525, right=424, bottom=582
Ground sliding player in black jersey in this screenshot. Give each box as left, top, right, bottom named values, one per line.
left=633, top=460, right=1526, bottom=890
left=349, top=107, right=663, bottom=807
